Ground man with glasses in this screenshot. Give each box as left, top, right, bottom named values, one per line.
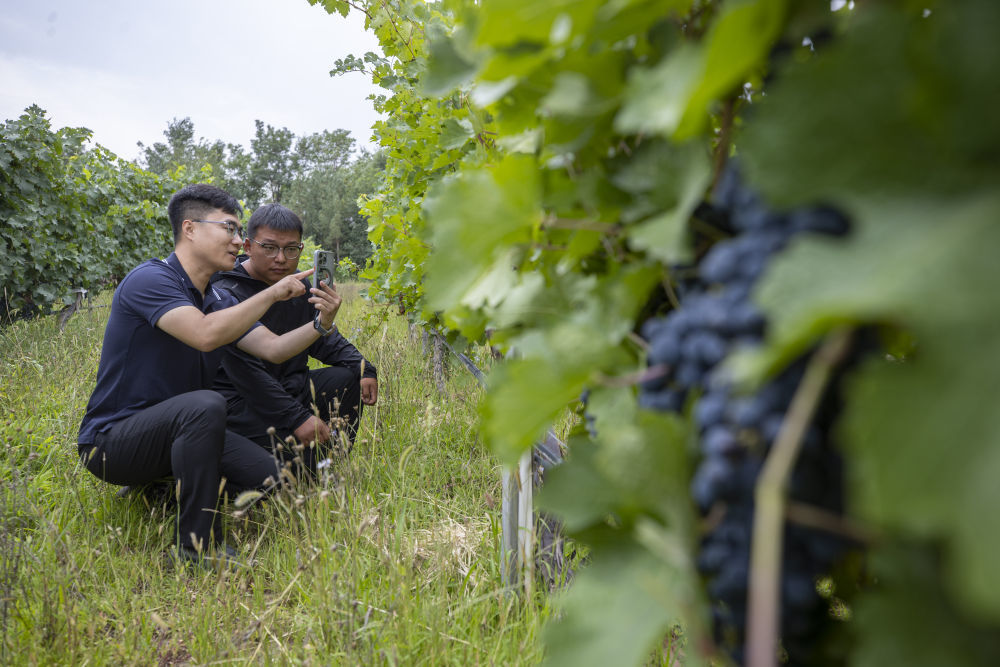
left=77, top=184, right=341, bottom=568
left=206, top=203, right=377, bottom=477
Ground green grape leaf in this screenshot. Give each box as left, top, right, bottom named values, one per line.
left=614, top=140, right=711, bottom=263
left=538, top=391, right=706, bottom=666
left=735, top=196, right=1000, bottom=379
left=616, top=0, right=786, bottom=139
left=422, top=23, right=479, bottom=95
left=539, top=72, right=610, bottom=118
left=537, top=435, right=622, bottom=532
left=540, top=394, right=692, bottom=530
left=307, top=0, right=350, bottom=18
left=742, top=0, right=1000, bottom=206
left=543, top=527, right=706, bottom=667
left=480, top=268, right=656, bottom=462
left=470, top=75, right=521, bottom=106
left=615, top=43, right=702, bottom=138
left=844, top=322, right=1000, bottom=621
left=421, top=154, right=541, bottom=312
left=475, top=0, right=602, bottom=49
left=439, top=118, right=475, bottom=150
left=480, top=356, right=593, bottom=463
left=497, top=127, right=542, bottom=153
left=852, top=545, right=1000, bottom=667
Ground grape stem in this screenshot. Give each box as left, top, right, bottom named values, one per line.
left=786, top=500, right=877, bottom=545
left=661, top=276, right=682, bottom=311
left=746, top=328, right=852, bottom=667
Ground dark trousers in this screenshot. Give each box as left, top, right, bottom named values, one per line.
left=243, top=367, right=363, bottom=474
left=79, top=390, right=280, bottom=550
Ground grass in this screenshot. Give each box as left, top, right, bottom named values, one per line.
left=0, top=285, right=549, bottom=664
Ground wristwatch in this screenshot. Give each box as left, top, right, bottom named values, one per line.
left=313, top=313, right=335, bottom=337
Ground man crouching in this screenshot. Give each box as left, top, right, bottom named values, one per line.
left=206, top=203, right=378, bottom=478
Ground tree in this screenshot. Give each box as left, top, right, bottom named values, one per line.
left=293, top=129, right=355, bottom=175
left=285, top=149, right=383, bottom=266
left=222, top=142, right=264, bottom=210
left=137, top=117, right=226, bottom=181
left=250, top=120, right=295, bottom=203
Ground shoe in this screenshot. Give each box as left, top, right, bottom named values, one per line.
left=173, top=543, right=245, bottom=570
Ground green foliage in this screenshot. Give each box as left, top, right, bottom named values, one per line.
left=540, top=404, right=705, bottom=666
left=293, top=128, right=356, bottom=173
left=286, top=149, right=385, bottom=267
left=850, top=545, right=1000, bottom=667
left=138, top=118, right=222, bottom=183
left=0, top=106, right=171, bottom=318
left=337, top=256, right=360, bottom=281
left=325, top=0, right=1000, bottom=663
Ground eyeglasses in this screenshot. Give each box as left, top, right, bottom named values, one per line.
left=249, top=237, right=304, bottom=259
left=193, top=219, right=245, bottom=240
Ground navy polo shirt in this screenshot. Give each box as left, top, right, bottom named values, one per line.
left=76, top=253, right=242, bottom=446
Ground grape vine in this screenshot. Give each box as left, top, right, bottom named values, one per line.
left=0, top=106, right=173, bottom=319
left=315, top=0, right=1000, bottom=664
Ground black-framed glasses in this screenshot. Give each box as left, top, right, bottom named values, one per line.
left=249, top=237, right=304, bottom=259
left=193, top=219, right=245, bottom=240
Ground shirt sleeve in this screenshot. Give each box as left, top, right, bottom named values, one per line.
left=310, top=330, right=377, bottom=378
left=120, top=262, right=193, bottom=328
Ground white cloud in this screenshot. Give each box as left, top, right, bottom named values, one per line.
left=0, top=0, right=385, bottom=160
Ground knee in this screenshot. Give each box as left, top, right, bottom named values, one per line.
left=177, top=390, right=227, bottom=429
left=313, top=369, right=359, bottom=408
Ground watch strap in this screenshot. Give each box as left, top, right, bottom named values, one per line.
left=313, top=313, right=334, bottom=336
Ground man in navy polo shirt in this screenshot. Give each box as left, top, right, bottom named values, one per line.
left=77, top=184, right=341, bottom=568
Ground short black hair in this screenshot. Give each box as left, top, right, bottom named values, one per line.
left=247, top=203, right=304, bottom=240
left=167, top=184, right=242, bottom=243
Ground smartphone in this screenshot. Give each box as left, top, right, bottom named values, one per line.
left=313, top=250, right=336, bottom=289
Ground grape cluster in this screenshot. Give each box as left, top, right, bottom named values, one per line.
left=638, top=164, right=852, bottom=664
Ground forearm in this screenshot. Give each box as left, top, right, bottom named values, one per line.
left=240, top=281, right=341, bottom=364
left=239, top=320, right=322, bottom=364
left=197, top=289, right=280, bottom=350
left=158, top=289, right=281, bottom=353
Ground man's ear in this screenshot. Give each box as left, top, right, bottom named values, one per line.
left=181, top=219, right=197, bottom=242
left=242, top=238, right=252, bottom=254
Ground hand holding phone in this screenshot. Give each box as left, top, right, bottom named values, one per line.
left=311, top=250, right=340, bottom=335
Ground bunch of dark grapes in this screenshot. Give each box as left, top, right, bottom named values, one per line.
left=638, top=164, right=855, bottom=664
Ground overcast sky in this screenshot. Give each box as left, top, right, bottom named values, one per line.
left=0, top=0, right=384, bottom=161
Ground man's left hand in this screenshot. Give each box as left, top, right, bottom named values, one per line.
left=310, top=280, right=342, bottom=330
left=361, top=377, right=378, bottom=405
